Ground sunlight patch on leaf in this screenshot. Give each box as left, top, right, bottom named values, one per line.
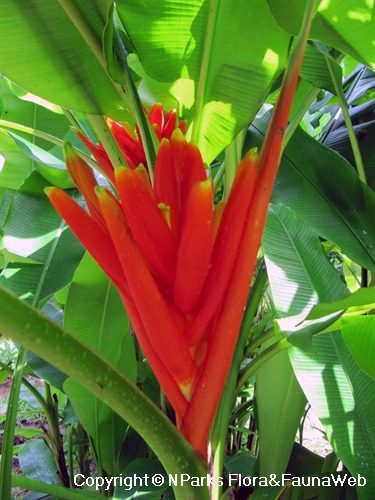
left=264, top=259, right=304, bottom=316
left=347, top=9, right=372, bottom=22
left=3, top=229, right=62, bottom=259
left=171, top=78, right=195, bottom=111
left=262, top=49, right=279, bottom=72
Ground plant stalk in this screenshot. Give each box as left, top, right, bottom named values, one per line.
left=191, top=0, right=219, bottom=144
left=236, top=338, right=290, bottom=393
left=58, top=0, right=131, bottom=110
left=324, top=55, right=367, bottom=184
left=88, top=114, right=127, bottom=169
left=0, top=360, right=49, bottom=414
left=0, top=346, right=27, bottom=499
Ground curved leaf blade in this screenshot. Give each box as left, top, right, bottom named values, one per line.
left=119, top=0, right=290, bottom=163
left=268, top=0, right=375, bottom=69
left=63, top=253, right=136, bottom=476
left=342, top=316, right=375, bottom=381
left=0, top=172, right=84, bottom=302
left=262, top=204, right=349, bottom=349
left=0, top=285, right=209, bottom=499
left=289, top=331, right=375, bottom=498
left=0, top=0, right=121, bottom=113
left=249, top=119, right=375, bottom=270
left=256, top=348, right=307, bottom=477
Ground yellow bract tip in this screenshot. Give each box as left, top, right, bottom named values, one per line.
left=44, top=186, right=55, bottom=196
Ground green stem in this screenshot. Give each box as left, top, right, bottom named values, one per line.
left=324, top=55, right=367, bottom=184
left=66, top=425, right=74, bottom=487
left=58, top=0, right=131, bottom=110
left=1, top=286, right=209, bottom=500
left=11, top=475, right=103, bottom=500
left=224, top=142, right=236, bottom=201
left=224, top=128, right=246, bottom=200
left=112, top=7, right=157, bottom=183
left=45, top=383, right=70, bottom=486
left=284, top=87, right=321, bottom=147
left=63, top=109, right=83, bottom=131
left=212, top=160, right=226, bottom=192
left=209, top=263, right=268, bottom=500
left=0, top=346, right=27, bottom=500
left=0, top=119, right=65, bottom=147
left=191, top=0, right=219, bottom=144
left=88, top=114, right=127, bottom=169
left=244, top=326, right=275, bottom=357
left=0, top=211, right=75, bottom=496
left=236, top=338, right=290, bottom=393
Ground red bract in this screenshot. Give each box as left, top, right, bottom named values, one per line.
left=76, top=104, right=187, bottom=178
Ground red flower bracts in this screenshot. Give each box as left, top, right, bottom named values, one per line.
left=46, top=130, right=259, bottom=457
left=75, top=104, right=187, bottom=181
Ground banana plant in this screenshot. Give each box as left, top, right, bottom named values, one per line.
left=1, top=1, right=374, bottom=499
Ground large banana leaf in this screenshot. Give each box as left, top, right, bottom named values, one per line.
left=268, top=0, right=375, bottom=70
left=63, top=253, right=136, bottom=476
left=290, top=332, right=375, bottom=498
left=0, top=77, right=69, bottom=151
left=119, top=0, right=290, bottom=163
left=0, top=171, right=84, bottom=303
left=262, top=204, right=349, bottom=329
left=262, top=204, right=375, bottom=497
left=257, top=203, right=346, bottom=479
left=0, top=0, right=122, bottom=114
left=341, top=316, right=375, bottom=381
left=0, top=285, right=209, bottom=499
left=248, top=117, right=375, bottom=270
left=256, top=348, right=307, bottom=477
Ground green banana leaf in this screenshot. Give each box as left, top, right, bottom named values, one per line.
left=0, top=171, right=84, bottom=303
left=256, top=348, right=307, bottom=477
left=249, top=117, right=375, bottom=270
left=0, top=0, right=123, bottom=114
left=0, top=76, right=69, bottom=151
left=117, top=0, right=290, bottom=163
left=305, top=288, right=375, bottom=320
left=341, top=316, right=375, bottom=381
left=268, top=0, right=375, bottom=70
left=19, top=440, right=60, bottom=487
left=289, top=332, right=375, bottom=498
left=262, top=203, right=349, bottom=350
